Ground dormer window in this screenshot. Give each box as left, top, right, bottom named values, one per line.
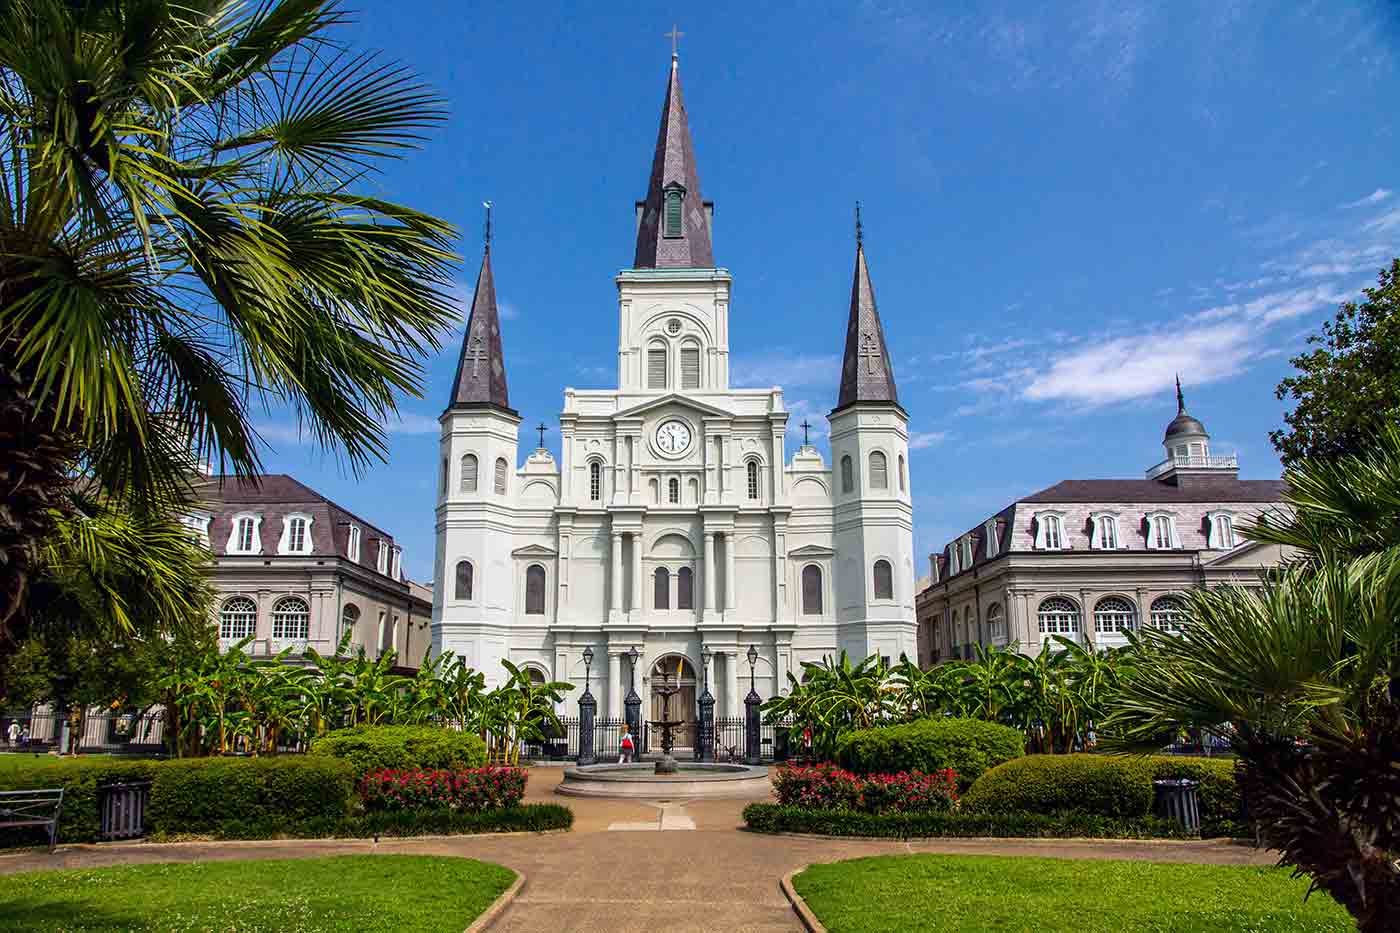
left=960, top=535, right=974, bottom=569
left=1090, top=512, right=1121, bottom=550
left=347, top=524, right=361, bottom=562
left=390, top=545, right=403, bottom=580
left=377, top=540, right=389, bottom=574
left=983, top=520, right=999, bottom=559
left=227, top=513, right=262, bottom=555
left=663, top=185, right=685, bottom=238
left=1207, top=511, right=1237, bottom=549
left=947, top=542, right=960, bottom=576
left=1146, top=512, right=1179, bottom=550
left=277, top=513, right=314, bottom=555
left=1034, top=512, right=1066, bottom=551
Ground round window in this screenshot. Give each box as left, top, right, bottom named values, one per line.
left=667, top=318, right=682, bottom=335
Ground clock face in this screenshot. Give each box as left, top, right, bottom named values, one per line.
left=656, top=420, right=692, bottom=454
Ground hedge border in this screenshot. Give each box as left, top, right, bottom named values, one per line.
left=742, top=803, right=1192, bottom=840
left=149, top=803, right=575, bottom=842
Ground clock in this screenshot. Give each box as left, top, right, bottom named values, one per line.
left=655, top=420, right=692, bottom=455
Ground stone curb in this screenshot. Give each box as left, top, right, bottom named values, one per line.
left=464, top=871, right=525, bottom=933
left=780, top=867, right=825, bottom=933
left=746, top=829, right=1255, bottom=846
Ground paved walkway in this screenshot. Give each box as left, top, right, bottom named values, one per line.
left=0, top=768, right=1274, bottom=932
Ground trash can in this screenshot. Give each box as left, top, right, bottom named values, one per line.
left=1153, top=778, right=1201, bottom=834
left=774, top=726, right=791, bottom=763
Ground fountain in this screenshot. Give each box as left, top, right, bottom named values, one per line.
left=649, top=665, right=685, bottom=774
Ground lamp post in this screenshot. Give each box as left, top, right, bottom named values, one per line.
left=578, top=645, right=597, bottom=766
left=744, top=643, right=762, bottom=765
left=624, top=644, right=642, bottom=753
left=697, top=645, right=715, bottom=762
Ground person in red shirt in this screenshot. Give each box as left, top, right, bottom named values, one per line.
left=618, top=723, right=635, bottom=763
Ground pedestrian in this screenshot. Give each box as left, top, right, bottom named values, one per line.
left=19, top=726, right=29, bottom=749
left=618, top=723, right=635, bottom=763
left=3, top=720, right=16, bottom=747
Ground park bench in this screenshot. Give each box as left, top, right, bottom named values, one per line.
left=0, top=788, right=64, bottom=852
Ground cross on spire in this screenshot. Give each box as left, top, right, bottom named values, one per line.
left=483, top=200, right=492, bottom=251
left=466, top=336, right=486, bottom=379
left=536, top=421, right=547, bottom=449
left=665, top=23, right=684, bottom=58
left=859, top=332, right=881, bottom=375
left=855, top=201, right=863, bottom=246
left=800, top=419, right=811, bottom=446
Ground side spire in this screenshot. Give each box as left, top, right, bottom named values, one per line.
left=632, top=52, right=714, bottom=269
left=1176, top=374, right=1185, bottom=413
left=833, top=207, right=901, bottom=414
left=447, top=204, right=515, bottom=414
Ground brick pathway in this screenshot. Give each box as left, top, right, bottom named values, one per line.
left=0, top=767, right=1274, bottom=932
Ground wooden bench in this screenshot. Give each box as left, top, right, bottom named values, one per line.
left=0, top=789, right=65, bottom=852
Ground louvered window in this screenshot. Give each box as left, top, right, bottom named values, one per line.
left=870, top=451, right=888, bottom=489
left=525, top=565, right=546, bottom=615
left=802, top=565, right=823, bottom=615
left=840, top=456, right=853, bottom=493
left=677, top=567, right=693, bottom=610
left=664, top=189, right=683, bottom=237
left=681, top=345, right=700, bottom=388
left=460, top=454, right=478, bottom=492
left=746, top=460, right=760, bottom=500
left=873, top=560, right=893, bottom=600
left=898, top=456, right=906, bottom=491
left=654, top=567, right=670, bottom=609
left=455, top=560, right=473, bottom=600
left=494, top=457, right=508, bottom=495
left=589, top=461, right=602, bottom=501
left=647, top=345, right=668, bottom=389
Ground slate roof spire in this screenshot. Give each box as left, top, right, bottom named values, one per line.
left=833, top=204, right=902, bottom=414
left=632, top=53, right=714, bottom=269
left=447, top=205, right=515, bottom=415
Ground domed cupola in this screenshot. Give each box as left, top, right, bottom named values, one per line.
left=1147, top=377, right=1237, bottom=484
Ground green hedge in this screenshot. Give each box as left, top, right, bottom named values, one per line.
left=187, top=803, right=574, bottom=841
left=963, top=754, right=1246, bottom=837
left=309, top=726, right=487, bottom=776
left=835, top=718, right=1025, bottom=789
left=0, top=757, right=159, bottom=845
left=741, top=803, right=1189, bottom=839
left=147, top=756, right=355, bottom=835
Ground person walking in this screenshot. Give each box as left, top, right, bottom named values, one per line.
left=4, top=720, right=16, bottom=748
left=618, top=723, right=635, bottom=764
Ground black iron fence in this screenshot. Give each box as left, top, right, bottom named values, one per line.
left=2, top=710, right=165, bottom=757
left=520, top=714, right=795, bottom=763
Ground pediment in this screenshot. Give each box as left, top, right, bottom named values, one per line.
left=511, top=544, right=559, bottom=558
left=787, top=544, right=835, bottom=558
left=614, top=393, right=732, bottom=421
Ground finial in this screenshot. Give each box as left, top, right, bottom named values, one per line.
left=855, top=201, right=863, bottom=246
left=666, top=23, right=684, bottom=60
left=1175, top=374, right=1185, bottom=414
left=536, top=421, right=547, bottom=449
left=483, top=200, right=492, bottom=252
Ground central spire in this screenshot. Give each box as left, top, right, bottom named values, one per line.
left=834, top=206, right=901, bottom=414
left=446, top=205, right=515, bottom=415
left=632, top=54, right=714, bottom=269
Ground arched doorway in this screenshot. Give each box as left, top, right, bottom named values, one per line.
left=649, top=654, right=697, bottom=750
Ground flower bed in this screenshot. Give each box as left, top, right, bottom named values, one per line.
left=359, top=767, right=527, bottom=812
left=772, top=764, right=958, bottom=815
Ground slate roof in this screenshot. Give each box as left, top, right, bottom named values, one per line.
left=1019, top=478, right=1287, bottom=504
left=833, top=238, right=901, bottom=414
left=632, top=55, right=715, bottom=269
left=446, top=247, right=515, bottom=414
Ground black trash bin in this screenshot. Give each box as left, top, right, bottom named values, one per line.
left=774, top=726, right=791, bottom=762
left=1153, top=778, right=1201, bottom=834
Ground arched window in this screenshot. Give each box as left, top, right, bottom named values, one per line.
left=746, top=460, right=760, bottom=500
left=668, top=477, right=680, bottom=504
left=272, top=596, right=310, bottom=640
left=494, top=457, right=508, bottom=495
left=1094, top=596, right=1137, bottom=634
left=1037, top=597, right=1080, bottom=639
left=525, top=565, right=546, bottom=615
left=381, top=613, right=397, bottom=654
left=801, top=565, right=823, bottom=615
left=680, top=343, right=701, bottom=389
left=869, top=451, right=888, bottom=489
left=1037, top=514, right=1065, bottom=550
left=589, top=460, right=602, bottom=502
left=840, top=456, right=854, bottom=493
left=677, top=567, right=694, bottom=609
left=1150, top=596, right=1187, bottom=633
left=1148, top=513, right=1177, bottom=550
left=455, top=560, right=474, bottom=600
left=340, top=604, right=359, bottom=645
left=654, top=567, right=671, bottom=609
left=647, top=342, right=668, bottom=389
left=220, top=597, right=257, bottom=639
left=460, top=454, right=478, bottom=492
left=649, top=478, right=660, bottom=503
left=873, top=559, right=893, bottom=600
left=986, top=603, right=1004, bottom=640
left=898, top=455, right=906, bottom=492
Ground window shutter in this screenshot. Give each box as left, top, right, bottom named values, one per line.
left=680, top=346, right=700, bottom=388
left=461, top=454, right=477, bottom=492
left=870, top=452, right=888, bottom=489
left=664, top=190, right=683, bottom=237
left=647, top=347, right=667, bottom=389
left=677, top=567, right=693, bottom=609
left=802, top=565, right=822, bottom=615
left=873, top=560, right=893, bottom=600
left=654, top=567, right=670, bottom=609
left=525, top=565, right=545, bottom=614
left=494, top=458, right=507, bottom=495
left=455, top=561, right=473, bottom=600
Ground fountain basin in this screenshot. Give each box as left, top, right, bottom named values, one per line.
left=556, top=762, right=773, bottom=799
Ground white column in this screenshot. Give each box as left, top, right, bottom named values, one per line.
left=725, top=651, right=740, bottom=718
left=609, top=652, right=623, bottom=719
left=724, top=533, right=737, bottom=611
left=704, top=531, right=717, bottom=613
left=610, top=532, right=623, bottom=614
left=630, top=533, right=643, bottom=615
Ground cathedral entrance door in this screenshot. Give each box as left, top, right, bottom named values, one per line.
left=649, top=656, right=698, bottom=751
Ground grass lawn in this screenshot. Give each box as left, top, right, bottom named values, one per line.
left=0, top=753, right=120, bottom=773
left=793, top=854, right=1352, bottom=933
left=0, top=855, right=514, bottom=932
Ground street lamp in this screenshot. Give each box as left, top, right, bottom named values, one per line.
left=746, top=644, right=758, bottom=693
left=582, top=645, right=594, bottom=693
left=627, top=644, right=640, bottom=692
left=700, top=645, right=712, bottom=693
left=743, top=644, right=761, bottom=765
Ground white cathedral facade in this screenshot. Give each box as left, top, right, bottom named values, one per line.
left=431, top=54, right=917, bottom=720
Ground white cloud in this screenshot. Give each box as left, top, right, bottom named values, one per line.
left=784, top=398, right=830, bottom=442
left=385, top=412, right=440, bottom=435
left=1364, top=207, right=1400, bottom=233
left=1021, top=321, right=1256, bottom=406
left=255, top=422, right=308, bottom=446
left=731, top=352, right=840, bottom=390
left=1190, top=283, right=1352, bottom=326
left=908, top=431, right=949, bottom=450
left=1340, top=188, right=1393, bottom=209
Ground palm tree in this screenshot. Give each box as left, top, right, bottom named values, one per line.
left=1105, top=427, right=1400, bottom=931
left=0, top=0, right=457, bottom=635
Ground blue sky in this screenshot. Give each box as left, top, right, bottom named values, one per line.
left=255, top=1, right=1400, bottom=582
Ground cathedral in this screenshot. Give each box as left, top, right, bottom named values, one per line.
left=431, top=53, right=917, bottom=722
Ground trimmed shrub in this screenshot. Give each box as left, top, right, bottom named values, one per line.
left=742, top=803, right=1189, bottom=839
left=0, top=757, right=159, bottom=846
left=359, top=768, right=527, bottom=812
left=147, top=756, right=355, bottom=835
left=310, top=725, right=486, bottom=777
left=962, top=754, right=1156, bottom=817
left=162, top=803, right=574, bottom=841
left=771, top=764, right=958, bottom=815
left=835, top=718, right=1024, bottom=789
